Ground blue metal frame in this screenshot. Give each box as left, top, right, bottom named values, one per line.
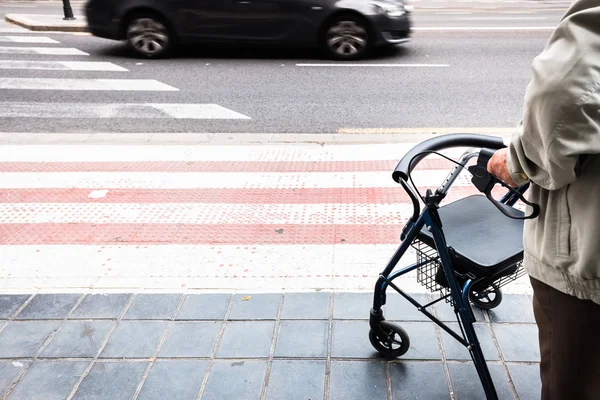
left=370, top=206, right=499, bottom=400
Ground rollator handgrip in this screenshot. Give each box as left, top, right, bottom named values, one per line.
left=468, top=148, right=540, bottom=220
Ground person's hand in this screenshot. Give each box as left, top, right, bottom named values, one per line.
left=487, top=148, right=518, bottom=187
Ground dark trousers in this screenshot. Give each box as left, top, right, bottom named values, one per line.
left=530, top=277, right=600, bottom=400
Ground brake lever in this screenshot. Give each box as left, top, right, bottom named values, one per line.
left=468, top=148, right=540, bottom=220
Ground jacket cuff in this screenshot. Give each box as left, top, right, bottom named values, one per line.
left=506, top=150, right=530, bottom=187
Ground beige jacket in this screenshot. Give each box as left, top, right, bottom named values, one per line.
left=507, top=0, right=600, bottom=304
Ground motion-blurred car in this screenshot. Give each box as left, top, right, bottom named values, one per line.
left=85, top=0, right=412, bottom=60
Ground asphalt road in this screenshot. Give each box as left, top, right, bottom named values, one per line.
left=0, top=1, right=569, bottom=134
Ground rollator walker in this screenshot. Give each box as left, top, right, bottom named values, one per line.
left=368, top=134, right=540, bottom=399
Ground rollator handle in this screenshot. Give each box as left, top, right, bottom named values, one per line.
left=469, top=148, right=540, bottom=220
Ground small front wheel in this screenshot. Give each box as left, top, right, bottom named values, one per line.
left=369, top=321, right=410, bottom=358
left=469, top=283, right=503, bottom=310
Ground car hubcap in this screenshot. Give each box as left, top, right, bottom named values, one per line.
left=326, top=21, right=367, bottom=56
left=127, top=18, right=169, bottom=55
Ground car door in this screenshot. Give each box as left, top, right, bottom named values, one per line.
left=175, top=0, right=252, bottom=40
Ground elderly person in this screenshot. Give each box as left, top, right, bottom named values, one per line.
left=487, top=1, right=600, bottom=399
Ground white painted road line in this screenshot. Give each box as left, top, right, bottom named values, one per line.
left=0, top=103, right=248, bottom=119
left=0, top=78, right=178, bottom=91
left=296, top=63, right=450, bottom=67
left=0, top=35, right=59, bottom=43
left=150, top=104, right=251, bottom=119
left=0, top=46, right=88, bottom=55
left=413, top=26, right=557, bottom=31
left=0, top=60, right=128, bottom=71
left=0, top=28, right=29, bottom=33
left=457, top=17, right=547, bottom=20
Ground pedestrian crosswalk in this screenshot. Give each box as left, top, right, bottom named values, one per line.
left=0, top=25, right=252, bottom=123
left=0, top=141, right=533, bottom=293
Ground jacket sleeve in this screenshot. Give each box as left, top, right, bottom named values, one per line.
left=507, top=0, right=600, bottom=191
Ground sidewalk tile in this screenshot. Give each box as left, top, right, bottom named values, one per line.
left=8, top=361, right=88, bottom=400
left=40, top=320, right=115, bottom=358
left=390, top=361, right=449, bottom=399
left=138, top=360, right=208, bottom=400
left=397, top=322, right=441, bottom=360
left=0, top=295, right=30, bottom=319
left=100, top=321, right=169, bottom=358
left=176, top=294, right=231, bottom=320
left=493, top=324, right=540, bottom=362
left=281, top=292, right=330, bottom=320
left=201, top=360, right=267, bottom=400
left=228, top=294, right=281, bottom=320
left=0, top=321, right=62, bottom=357
left=433, top=299, right=486, bottom=322
left=333, top=293, right=431, bottom=321
left=447, top=362, right=513, bottom=400
left=331, top=321, right=377, bottom=359
left=274, top=320, right=328, bottom=358
left=159, top=321, right=221, bottom=358
left=216, top=321, right=275, bottom=358
left=506, top=363, right=541, bottom=400
left=330, top=361, right=387, bottom=399
left=488, top=295, right=535, bottom=323
left=332, top=293, right=373, bottom=320
left=0, top=361, right=29, bottom=396
left=15, top=294, right=81, bottom=320
left=72, top=361, right=148, bottom=400
left=71, top=294, right=131, bottom=319
left=266, top=360, right=326, bottom=400
left=124, top=294, right=182, bottom=320
left=440, top=323, right=500, bottom=361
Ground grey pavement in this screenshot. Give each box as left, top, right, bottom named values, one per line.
left=0, top=292, right=541, bottom=399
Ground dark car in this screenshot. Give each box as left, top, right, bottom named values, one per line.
left=85, top=0, right=412, bottom=60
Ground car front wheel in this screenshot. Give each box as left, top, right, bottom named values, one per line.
left=322, top=16, right=372, bottom=60
left=126, top=14, right=172, bottom=59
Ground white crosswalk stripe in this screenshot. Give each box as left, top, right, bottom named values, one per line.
left=0, top=60, right=128, bottom=71
left=0, top=102, right=251, bottom=119
left=0, top=35, right=59, bottom=43
left=0, top=46, right=88, bottom=55
left=0, top=78, right=179, bottom=91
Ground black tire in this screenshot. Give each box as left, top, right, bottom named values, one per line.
left=321, top=14, right=372, bottom=61
left=369, top=320, right=410, bottom=358
left=469, top=283, right=503, bottom=310
left=125, top=12, right=173, bottom=59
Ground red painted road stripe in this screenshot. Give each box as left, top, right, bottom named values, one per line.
left=0, top=186, right=507, bottom=204
left=0, top=223, right=405, bottom=245
left=0, top=158, right=455, bottom=173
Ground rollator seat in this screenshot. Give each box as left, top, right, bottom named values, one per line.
left=417, top=195, right=525, bottom=278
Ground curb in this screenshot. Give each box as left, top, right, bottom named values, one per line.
left=0, top=131, right=514, bottom=145
left=4, top=14, right=88, bottom=32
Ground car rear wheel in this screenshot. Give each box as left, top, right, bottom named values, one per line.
left=126, top=13, right=172, bottom=59
left=322, top=15, right=371, bottom=60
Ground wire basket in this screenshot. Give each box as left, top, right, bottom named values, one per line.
left=411, top=238, right=525, bottom=305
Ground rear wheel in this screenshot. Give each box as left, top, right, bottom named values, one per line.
left=125, top=13, right=173, bottom=59
left=469, top=283, right=503, bottom=310
left=321, top=15, right=372, bottom=60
